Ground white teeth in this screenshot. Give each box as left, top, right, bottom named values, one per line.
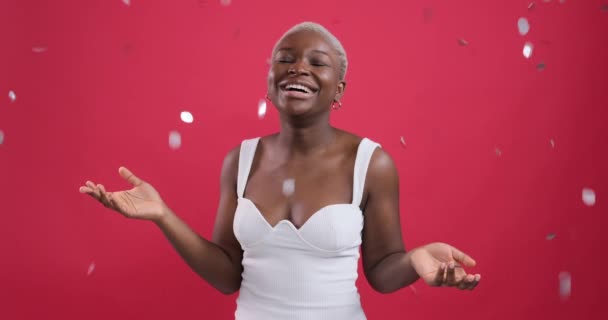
left=285, top=84, right=311, bottom=93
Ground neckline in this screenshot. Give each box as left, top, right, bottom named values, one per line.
left=239, top=136, right=369, bottom=231
left=239, top=197, right=361, bottom=232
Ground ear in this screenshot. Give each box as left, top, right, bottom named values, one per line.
left=334, top=80, right=347, bottom=101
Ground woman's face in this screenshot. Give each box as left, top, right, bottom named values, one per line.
left=267, top=30, right=345, bottom=117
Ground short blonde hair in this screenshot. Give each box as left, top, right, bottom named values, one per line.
left=271, top=22, right=348, bottom=80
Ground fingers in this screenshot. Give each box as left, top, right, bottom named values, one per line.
left=118, top=166, right=142, bottom=187
left=446, top=261, right=457, bottom=285
left=433, top=263, right=447, bottom=286
left=97, top=184, right=112, bottom=207
left=451, top=246, right=476, bottom=267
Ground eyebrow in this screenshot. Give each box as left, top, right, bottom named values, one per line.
left=277, top=48, right=330, bottom=57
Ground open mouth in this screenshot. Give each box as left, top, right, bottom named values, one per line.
left=280, top=82, right=318, bottom=95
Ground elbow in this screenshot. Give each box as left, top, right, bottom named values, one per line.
left=217, top=281, right=241, bottom=295
left=369, top=282, right=398, bottom=294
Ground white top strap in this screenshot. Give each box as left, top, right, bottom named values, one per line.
left=352, top=138, right=381, bottom=207
left=237, top=137, right=261, bottom=198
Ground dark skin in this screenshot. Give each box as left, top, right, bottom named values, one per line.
left=80, top=29, right=480, bottom=296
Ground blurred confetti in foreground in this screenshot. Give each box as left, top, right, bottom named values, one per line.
left=458, top=38, right=469, bottom=46
left=550, top=139, right=555, bottom=148
left=8, top=90, right=16, bottom=102
left=122, top=0, right=130, bottom=6
left=32, top=47, right=47, bottom=53
left=528, top=2, right=536, bottom=10
left=258, top=99, right=267, bottom=119
left=282, top=179, right=295, bottom=196
left=558, top=271, right=571, bottom=300
left=582, top=188, right=596, bottom=206
left=87, top=262, right=95, bottom=276
left=518, top=17, right=530, bottom=36
left=523, top=42, right=534, bottom=59
left=169, top=131, right=182, bottom=150
left=400, top=136, right=406, bottom=148
left=537, top=62, right=546, bottom=71
left=180, top=111, right=194, bottom=124
left=601, top=4, right=608, bottom=11
left=546, top=233, right=556, bottom=240
left=495, top=147, right=502, bottom=157
left=0, top=130, right=4, bottom=145
left=423, top=7, right=433, bottom=23
left=220, top=0, right=231, bottom=6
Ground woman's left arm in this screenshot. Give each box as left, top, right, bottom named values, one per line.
left=361, top=148, right=481, bottom=293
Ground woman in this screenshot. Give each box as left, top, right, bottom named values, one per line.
left=79, top=22, right=481, bottom=319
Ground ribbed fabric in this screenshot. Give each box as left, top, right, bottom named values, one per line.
left=233, top=137, right=381, bottom=320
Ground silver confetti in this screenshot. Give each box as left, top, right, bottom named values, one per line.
left=87, top=262, right=96, bottom=276
left=400, top=136, right=406, bottom=148
left=8, top=90, right=16, bottom=102
left=558, top=271, right=571, bottom=300
left=220, top=0, right=231, bottom=6
left=528, top=2, right=536, bottom=10
left=180, top=111, right=194, bottom=124
left=550, top=139, right=555, bottom=148
left=546, top=233, right=556, bottom=240
left=258, top=99, right=267, bottom=119
left=582, top=188, right=596, bottom=206
left=282, top=178, right=295, bottom=196
left=495, top=147, right=502, bottom=156
left=458, top=38, right=469, bottom=46
left=518, top=17, right=530, bottom=36
left=0, top=130, right=4, bottom=145
left=122, top=0, right=130, bottom=6
left=523, top=42, right=534, bottom=59
left=537, top=62, right=546, bottom=71
left=32, top=47, right=48, bottom=53
left=169, top=131, right=182, bottom=150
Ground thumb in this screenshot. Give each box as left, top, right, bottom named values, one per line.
left=118, top=166, right=143, bottom=187
left=451, top=246, right=476, bottom=267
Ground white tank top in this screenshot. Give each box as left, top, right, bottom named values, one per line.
left=233, top=137, right=381, bottom=320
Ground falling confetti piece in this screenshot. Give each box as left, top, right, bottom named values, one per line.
left=559, top=0, right=566, bottom=3
left=495, top=147, right=502, bottom=156
left=458, top=39, right=469, bottom=46
left=8, top=90, right=16, bottom=102
left=558, top=271, right=571, bottom=300
left=180, top=111, right=194, bottom=124
left=282, top=178, right=295, bottom=196
left=169, top=131, right=182, bottom=150
left=220, top=0, right=231, bottom=6
left=400, top=136, right=406, bottom=148
left=582, top=188, right=596, bottom=206
left=546, top=233, right=556, bottom=240
left=32, top=47, right=47, bottom=53
left=518, top=17, right=530, bottom=36
left=258, top=99, right=267, bottom=119
left=550, top=139, right=555, bottom=148
left=122, top=0, right=130, bottom=6
left=601, top=4, right=608, bottom=11
left=528, top=2, right=536, bottom=10
left=87, top=262, right=96, bottom=276
left=0, top=130, right=4, bottom=145
left=423, top=8, right=433, bottom=22
left=537, top=62, right=546, bottom=71
left=409, top=285, right=418, bottom=295
left=523, top=42, right=534, bottom=59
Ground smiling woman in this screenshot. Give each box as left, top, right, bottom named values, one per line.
left=79, top=21, right=481, bottom=320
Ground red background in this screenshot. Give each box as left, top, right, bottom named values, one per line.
left=1, top=0, right=607, bottom=319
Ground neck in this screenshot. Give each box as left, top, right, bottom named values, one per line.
left=276, top=114, right=336, bottom=157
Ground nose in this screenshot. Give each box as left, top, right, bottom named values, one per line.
left=288, top=59, right=310, bottom=76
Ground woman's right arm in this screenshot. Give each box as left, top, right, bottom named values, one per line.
left=155, top=146, right=243, bottom=295
left=80, top=146, right=243, bottom=295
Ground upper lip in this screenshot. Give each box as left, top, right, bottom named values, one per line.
left=279, top=79, right=319, bottom=93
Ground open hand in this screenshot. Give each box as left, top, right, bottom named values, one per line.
left=410, top=242, right=481, bottom=290
left=79, top=166, right=168, bottom=222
